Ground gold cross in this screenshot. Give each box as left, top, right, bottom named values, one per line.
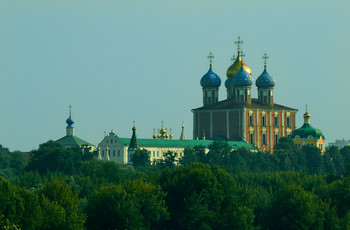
left=69, top=105, right=72, bottom=115
left=234, top=36, right=244, bottom=53
left=207, top=52, right=214, bottom=65
left=133, top=120, right=135, bottom=127
left=262, top=53, right=269, bottom=68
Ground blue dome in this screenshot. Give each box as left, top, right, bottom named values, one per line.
left=200, top=65, right=221, bottom=88
left=66, top=115, right=74, bottom=128
left=225, top=78, right=230, bottom=88
left=231, top=64, right=253, bottom=87
left=256, top=67, right=275, bottom=88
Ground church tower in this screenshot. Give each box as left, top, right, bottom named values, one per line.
left=200, top=52, right=221, bottom=106
left=128, top=121, right=139, bottom=163
left=256, top=53, right=275, bottom=106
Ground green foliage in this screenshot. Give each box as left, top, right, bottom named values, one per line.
left=86, top=180, right=168, bottom=230
left=27, top=141, right=83, bottom=174
left=156, top=151, right=177, bottom=169
left=0, top=147, right=29, bottom=179
left=263, top=185, right=324, bottom=230
left=160, top=163, right=254, bottom=229
left=0, top=177, right=43, bottom=229
left=131, top=149, right=151, bottom=166
left=38, top=179, right=86, bottom=230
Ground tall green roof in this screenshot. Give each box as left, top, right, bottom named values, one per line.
left=117, top=136, right=257, bottom=150
left=291, top=123, right=325, bottom=139
left=56, top=135, right=94, bottom=148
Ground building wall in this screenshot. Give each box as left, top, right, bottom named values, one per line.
left=194, top=108, right=296, bottom=152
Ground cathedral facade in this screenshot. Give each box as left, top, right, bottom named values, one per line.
left=192, top=38, right=297, bottom=152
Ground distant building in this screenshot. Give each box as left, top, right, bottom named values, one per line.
left=97, top=124, right=257, bottom=164
left=192, top=37, right=297, bottom=152
left=291, top=108, right=325, bottom=153
left=328, top=139, right=350, bottom=149
left=56, top=107, right=95, bottom=151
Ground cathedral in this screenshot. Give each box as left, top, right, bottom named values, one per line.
left=192, top=37, right=297, bottom=152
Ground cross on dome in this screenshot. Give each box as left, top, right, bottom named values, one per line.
left=234, top=36, right=244, bottom=53
left=207, top=52, right=214, bottom=65
left=231, top=54, right=236, bottom=62
left=69, top=105, right=72, bottom=115
left=262, top=53, right=269, bottom=68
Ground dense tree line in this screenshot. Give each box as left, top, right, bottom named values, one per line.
left=0, top=139, right=350, bottom=229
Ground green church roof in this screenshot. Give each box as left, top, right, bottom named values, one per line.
left=56, top=135, right=94, bottom=148
left=291, top=123, right=325, bottom=139
left=117, top=137, right=257, bottom=150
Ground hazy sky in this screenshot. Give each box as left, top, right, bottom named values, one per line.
left=1, top=0, right=350, bottom=151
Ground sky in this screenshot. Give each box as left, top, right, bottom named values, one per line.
left=1, top=0, right=350, bottom=151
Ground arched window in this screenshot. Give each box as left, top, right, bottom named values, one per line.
left=250, top=132, right=255, bottom=145
left=274, top=115, right=279, bottom=127
left=262, top=133, right=267, bottom=145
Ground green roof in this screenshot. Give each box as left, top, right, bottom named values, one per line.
left=117, top=136, right=257, bottom=150
left=291, top=123, right=325, bottom=139
left=56, top=135, right=94, bottom=147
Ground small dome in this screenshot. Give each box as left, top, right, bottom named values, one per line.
left=304, top=111, right=310, bottom=119
left=200, top=64, right=221, bottom=88
left=291, top=123, right=324, bottom=139
left=256, top=67, right=275, bottom=88
left=66, top=115, right=74, bottom=128
left=225, top=78, right=231, bottom=88
left=226, top=53, right=252, bottom=79
left=231, top=64, right=253, bottom=87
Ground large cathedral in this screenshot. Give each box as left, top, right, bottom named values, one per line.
left=192, top=37, right=297, bottom=152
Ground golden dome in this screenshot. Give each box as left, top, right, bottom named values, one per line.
left=160, top=127, right=166, bottom=135
left=153, top=134, right=157, bottom=139
left=304, top=111, right=310, bottom=118
left=226, top=53, right=252, bottom=79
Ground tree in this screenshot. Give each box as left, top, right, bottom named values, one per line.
left=263, top=185, right=324, bottom=230
left=159, top=163, right=254, bottom=229
left=303, top=145, right=323, bottom=174
left=0, top=177, right=43, bottom=229
left=131, top=149, right=151, bottom=166
left=157, top=151, right=177, bottom=169
left=38, top=179, right=86, bottom=229
left=86, top=181, right=168, bottom=230
left=206, top=140, right=231, bottom=166
left=27, top=140, right=83, bottom=174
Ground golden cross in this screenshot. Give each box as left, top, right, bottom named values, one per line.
left=234, top=36, right=244, bottom=53
left=262, top=53, right=269, bottom=68
left=69, top=105, right=72, bottom=115
left=133, top=120, right=135, bottom=127
left=207, top=52, right=214, bottom=65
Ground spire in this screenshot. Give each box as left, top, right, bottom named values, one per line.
left=304, top=105, right=311, bottom=124
left=66, top=105, right=75, bottom=136
left=169, top=128, right=173, bottom=139
left=129, top=121, right=139, bottom=150
left=179, top=122, right=186, bottom=140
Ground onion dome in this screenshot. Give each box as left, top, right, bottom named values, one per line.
left=226, top=53, right=252, bottom=79
left=66, top=115, right=74, bottom=128
left=256, top=67, right=275, bottom=88
left=231, top=64, right=253, bottom=87
left=304, top=111, right=310, bottom=119
left=200, top=64, right=221, bottom=88
left=225, top=78, right=231, bottom=88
